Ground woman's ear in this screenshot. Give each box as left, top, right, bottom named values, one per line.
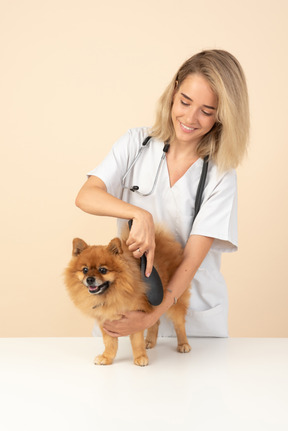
left=172, top=80, right=179, bottom=101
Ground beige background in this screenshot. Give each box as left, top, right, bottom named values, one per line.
left=1, top=0, right=287, bottom=337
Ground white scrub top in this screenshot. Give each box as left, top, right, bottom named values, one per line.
left=88, top=127, right=238, bottom=337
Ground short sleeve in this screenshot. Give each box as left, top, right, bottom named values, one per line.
left=87, top=129, right=133, bottom=198
left=87, top=128, right=148, bottom=199
left=191, top=169, right=238, bottom=253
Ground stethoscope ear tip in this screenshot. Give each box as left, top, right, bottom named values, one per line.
left=163, top=143, right=170, bottom=153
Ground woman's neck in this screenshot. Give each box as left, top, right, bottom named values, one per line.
left=168, top=139, right=199, bottom=162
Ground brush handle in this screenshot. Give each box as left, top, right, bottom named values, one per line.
left=139, top=253, right=163, bottom=306
left=128, top=219, right=163, bottom=306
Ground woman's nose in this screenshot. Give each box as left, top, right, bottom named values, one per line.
left=185, top=108, right=199, bottom=124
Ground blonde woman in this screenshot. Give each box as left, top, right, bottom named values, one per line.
left=76, top=49, right=250, bottom=339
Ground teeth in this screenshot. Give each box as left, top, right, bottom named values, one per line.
left=181, top=122, right=195, bottom=131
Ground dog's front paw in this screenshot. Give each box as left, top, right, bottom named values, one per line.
left=177, top=343, right=191, bottom=353
left=134, top=354, right=149, bottom=367
left=94, top=354, right=114, bottom=365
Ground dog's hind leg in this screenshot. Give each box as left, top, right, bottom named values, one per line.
left=166, top=306, right=191, bottom=353
left=130, top=332, right=149, bottom=366
left=145, top=320, right=160, bottom=349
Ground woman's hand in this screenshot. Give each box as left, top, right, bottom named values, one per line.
left=103, top=310, right=158, bottom=337
left=126, top=212, right=155, bottom=277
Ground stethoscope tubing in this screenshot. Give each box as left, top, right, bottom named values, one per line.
left=121, top=136, right=209, bottom=220
left=121, top=136, right=169, bottom=197
left=193, top=155, right=209, bottom=223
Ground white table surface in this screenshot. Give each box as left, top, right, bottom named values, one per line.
left=0, top=337, right=287, bottom=430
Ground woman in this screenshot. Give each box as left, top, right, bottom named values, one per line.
left=76, top=49, right=249, bottom=338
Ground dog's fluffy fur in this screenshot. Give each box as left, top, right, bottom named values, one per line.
left=64, top=226, right=191, bottom=366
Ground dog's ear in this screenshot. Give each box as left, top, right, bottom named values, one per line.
left=107, top=238, right=123, bottom=255
left=72, top=238, right=88, bottom=256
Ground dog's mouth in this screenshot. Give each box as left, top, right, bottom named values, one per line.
left=87, top=281, right=110, bottom=295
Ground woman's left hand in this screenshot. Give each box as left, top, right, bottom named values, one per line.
left=103, top=310, right=155, bottom=337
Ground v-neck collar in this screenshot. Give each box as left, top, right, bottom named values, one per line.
left=164, top=156, right=202, bottom=189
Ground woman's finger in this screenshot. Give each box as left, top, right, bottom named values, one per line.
left=102, top=328, right=120, bottom=337
left=144, top=250, right=154, bottom=277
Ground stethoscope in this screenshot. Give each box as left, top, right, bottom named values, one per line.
left=121, top=136, right=209, bottom=222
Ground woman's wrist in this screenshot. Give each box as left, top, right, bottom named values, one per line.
left=146, top=299, right=172, bottom=329
left=145, top=308, right=160, bottom=329
left=132, top=208, right=153, bottom=225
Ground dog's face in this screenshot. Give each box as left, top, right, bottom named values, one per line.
left=69, top=237, right=124, bottom=297
left=65, top=236, right=148, bottom=319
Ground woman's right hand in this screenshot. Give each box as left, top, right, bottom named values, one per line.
left=76, top=176, right=156, bottom=275
left=126, top=212, right=155, bottom=277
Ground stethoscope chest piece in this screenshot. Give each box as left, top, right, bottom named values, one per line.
left=122, top=136, right=169, bottom=197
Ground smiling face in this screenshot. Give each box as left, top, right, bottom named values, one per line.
left=68, top=238, right=125, bottom=297
left=75, top=246, right=116, bottom=295
left=171, top=74, right=218, bottom=148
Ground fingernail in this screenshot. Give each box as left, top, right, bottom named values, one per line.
left=146, top=273, right=151, bottom=278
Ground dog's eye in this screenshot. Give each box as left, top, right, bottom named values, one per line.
left=82, top=267, right=89, bottom=274
left=98, top=267, right=108, bottom=274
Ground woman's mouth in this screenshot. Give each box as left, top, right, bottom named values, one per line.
left=179, top=121, right=198, bottom=133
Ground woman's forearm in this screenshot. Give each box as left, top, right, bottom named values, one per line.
left=146, top=235, right=214, bottom=325
left=75, top=176, right=146, bottom=220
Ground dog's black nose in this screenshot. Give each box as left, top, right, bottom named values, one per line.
left=86, top=276, right=95, bottom=286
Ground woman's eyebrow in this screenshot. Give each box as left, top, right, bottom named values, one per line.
left=180, top=92, right=192, bottom=101
left=180, top=92, right=216, bottom=110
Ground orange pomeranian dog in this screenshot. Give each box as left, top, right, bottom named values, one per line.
left=64, top=226, right=191, bottom=366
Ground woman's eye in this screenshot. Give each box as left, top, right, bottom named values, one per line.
left=180, top=100, right=189, bottom=106
left=82, top=267, right=89, bottom=274
left=98, top=267, right=108, bottom=275
left=202, top=110, right=213, bottom=117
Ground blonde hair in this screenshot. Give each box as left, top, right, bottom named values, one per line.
left=150, top=50, right=250, bottom=171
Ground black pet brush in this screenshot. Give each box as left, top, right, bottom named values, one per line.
left=128, top=219, right=163, bottom=306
